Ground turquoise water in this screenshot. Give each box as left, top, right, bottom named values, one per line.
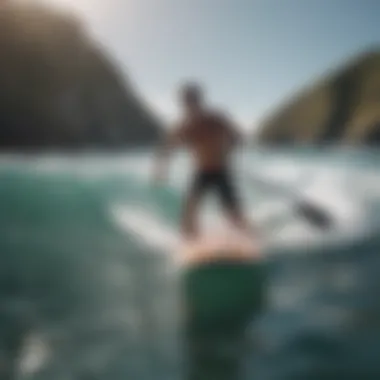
left=0, top=149, right=379, bottom=379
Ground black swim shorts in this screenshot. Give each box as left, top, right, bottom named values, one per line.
left=189, top=168, right=240, bottom=211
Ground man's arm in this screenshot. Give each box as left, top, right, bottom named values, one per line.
left=219, top=112, right=243, bottom=147
left=153, top=126, right=184, bottom=183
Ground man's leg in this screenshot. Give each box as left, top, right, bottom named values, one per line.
left=218, top=171, right=254, bottom=234
left=182, top=192, right=201, bottom=238
left=181, top=173, right=207, bottom=239
left=226, top=204, right=252, bottom=234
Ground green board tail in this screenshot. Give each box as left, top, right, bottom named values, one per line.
left=182, top=260, right=266, bottom=380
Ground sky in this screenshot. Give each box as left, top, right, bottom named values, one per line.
left=39, top=0, right=380, bottom=131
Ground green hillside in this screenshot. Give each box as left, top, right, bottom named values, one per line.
left=0, top=1, right=161, bottom=150
left=258, top=49, right=380, bottom=146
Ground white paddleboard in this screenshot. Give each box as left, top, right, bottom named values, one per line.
left=111, top=204, right=261, bottom=266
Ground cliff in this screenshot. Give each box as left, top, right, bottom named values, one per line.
left=0, top=1, right=161, bottom=150
left=257, top=49, right=380, bottom=146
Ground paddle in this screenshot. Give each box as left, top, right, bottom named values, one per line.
left=294, top=200, right=333, bottom=230
left=247, top=173, right=333, bottom=230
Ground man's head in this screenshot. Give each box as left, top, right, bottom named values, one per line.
left=179, top=82, right=204, bottom=113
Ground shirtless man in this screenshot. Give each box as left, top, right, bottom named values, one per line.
left=153, top=82, right=252, bottom=238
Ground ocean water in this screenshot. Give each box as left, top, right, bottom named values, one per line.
left=0, top=148, right=379, bottom=379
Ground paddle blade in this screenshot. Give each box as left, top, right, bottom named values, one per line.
left=295, top=201, right=333, bottom=230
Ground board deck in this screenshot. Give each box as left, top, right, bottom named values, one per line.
left=179, top=227, right=262, bottom=266
left=113, top=205, right=261, bottom=265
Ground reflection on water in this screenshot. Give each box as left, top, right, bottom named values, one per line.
left=0, top=148, right=379, bottom=379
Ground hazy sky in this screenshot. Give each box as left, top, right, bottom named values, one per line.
left=44, top=0, right=380, bottom=130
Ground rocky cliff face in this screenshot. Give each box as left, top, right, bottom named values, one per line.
left=257, top=49, right=380, bottom=146
left=0, top=1, right=161, bottom=150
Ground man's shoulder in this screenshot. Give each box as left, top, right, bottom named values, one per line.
left=206, top=108, right=226, bottom=119
left=206, top=108, right=234, bottom=127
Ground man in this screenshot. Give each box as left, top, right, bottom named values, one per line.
left=153, top=82, right=252, bottom=238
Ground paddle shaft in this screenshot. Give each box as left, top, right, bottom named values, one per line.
left=247, top=173, right=333, bottom=230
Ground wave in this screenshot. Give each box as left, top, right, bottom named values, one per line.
left=0, top=149, right=379, bottom=379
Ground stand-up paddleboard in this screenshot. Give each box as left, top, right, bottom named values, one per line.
left=113, top=205, right=266, bottom=380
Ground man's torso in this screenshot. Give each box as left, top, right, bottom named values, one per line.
left=177, top=110, right=234, bottom=172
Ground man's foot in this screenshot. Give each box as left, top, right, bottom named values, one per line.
left=228, top=214, right=256, bottom=237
